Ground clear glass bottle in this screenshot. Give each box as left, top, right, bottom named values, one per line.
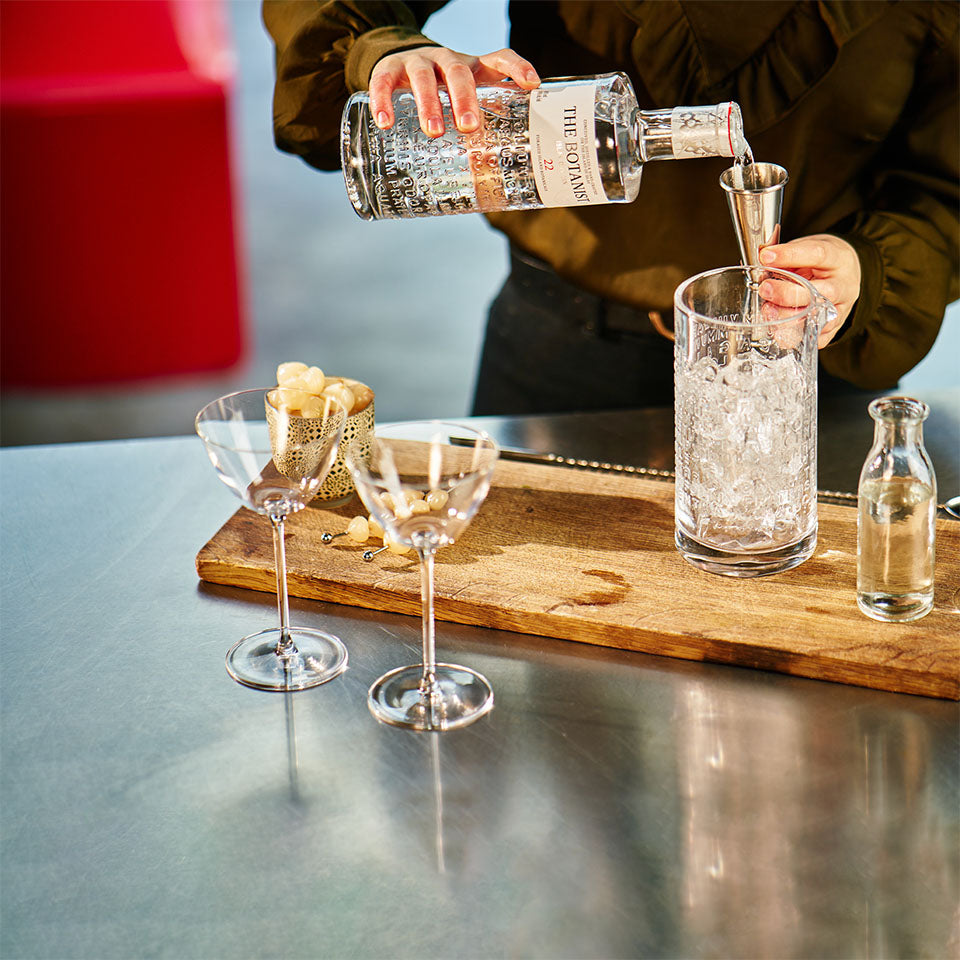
left=857, top=396, right=937, bottom=622
left=340, top=72, right=748, bottom=220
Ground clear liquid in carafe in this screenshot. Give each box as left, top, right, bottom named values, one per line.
left=857, top=476, right=936, bottom=621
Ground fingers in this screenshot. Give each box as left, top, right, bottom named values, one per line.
left=369, top=48, right=449, bottom=135
left=759, top=235, right=860, bottom=296
left=475, top=48, right=540, bottom=87
left=368, top=52, right=412, bottom=129
left=405, top=53, right=446, bottom=136
left=759, top=237, right=832, bottom=270
left=760, top=276, right=843, bottom=308
left=757, top=275, right=846, bottom=348
left=818, top=307, right=845, bottom=348
left=432, top=52, right=480, bottom=132
left=756, top=234, right=860, bottom=339
left=745, top=233, right=859, bottom=351
left=369, top=46, right=538, bottom=136
left=367, top=73, right=394, bottom=129
left=764, top=310, right=806, bottom=350
left=370, top=48, right=473, bottom=136
left=758, top=277, right=815, bottom=311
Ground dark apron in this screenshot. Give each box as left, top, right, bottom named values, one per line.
left=471, top=248, right=675, bottom=415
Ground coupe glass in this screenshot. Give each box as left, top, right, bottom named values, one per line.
left=196, top=388, right=349, bottom=691
left=345, top=422, right=499, bottom=731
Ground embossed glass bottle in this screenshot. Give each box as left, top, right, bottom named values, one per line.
left=341, top=72, right=747, bottom=220
left=857, top=396, right=937, bottom=622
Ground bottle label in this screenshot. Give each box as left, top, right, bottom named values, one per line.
left=529, top=81, right=606, bottom=207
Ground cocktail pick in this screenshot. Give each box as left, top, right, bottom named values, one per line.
left=319, top=524, right=409, bottom=561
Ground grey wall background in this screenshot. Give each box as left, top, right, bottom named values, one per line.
left=1, top=0, right=955, bottom=446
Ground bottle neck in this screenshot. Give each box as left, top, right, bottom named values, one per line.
left=873, top=418, right=924, bottom=451
left=637, top=103, right=747, bottom=162
left=869, top=396, right=928, bottom=451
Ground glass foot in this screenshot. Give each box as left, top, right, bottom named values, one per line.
left=675, top=527, right=817, bottom=578
left=857, top=592, right=934, bottom=622
left=225, top=627, right=348, bottom=692
left=368, top=663, right=494, bottom=731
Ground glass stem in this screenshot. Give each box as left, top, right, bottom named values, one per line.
left=269, top=512, right=294, bottom=655
left=417, top=543, right=439, bottom=698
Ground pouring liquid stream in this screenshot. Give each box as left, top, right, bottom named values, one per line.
left=730, top=143, right=765, bottom=345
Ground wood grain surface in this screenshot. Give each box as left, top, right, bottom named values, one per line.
left=196, top=459, right=960, bottom=699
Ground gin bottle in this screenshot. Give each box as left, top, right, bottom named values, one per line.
left=857, top=396, right=937, bottom=622
left=341, top=72, right=747, bottom=220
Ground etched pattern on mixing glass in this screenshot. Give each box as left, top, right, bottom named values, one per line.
left=676, top=352, right=817, bottom=552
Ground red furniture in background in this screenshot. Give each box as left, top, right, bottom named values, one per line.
left=1, top=0, right=245, bottom=388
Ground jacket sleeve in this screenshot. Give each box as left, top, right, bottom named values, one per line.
left=262, top=1, right=448, bottom=171
left=822, top=18, right=959, bottom=389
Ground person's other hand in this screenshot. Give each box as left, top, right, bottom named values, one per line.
left=369, top=46, right=540, bottom=138
left=757, top=235, right=860, bottom=347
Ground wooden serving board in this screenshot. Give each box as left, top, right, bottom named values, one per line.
left=196, top=459, right=960, bottom=700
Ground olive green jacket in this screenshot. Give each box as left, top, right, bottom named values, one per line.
left=263, top=0, right=959, bottom=388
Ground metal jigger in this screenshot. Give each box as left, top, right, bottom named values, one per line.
left=720, top=162, right=788, bottom=279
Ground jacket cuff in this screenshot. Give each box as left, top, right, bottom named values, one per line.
left=824, top=230, right=884, bottom=348
left=344, top=26, right=439, bottom=92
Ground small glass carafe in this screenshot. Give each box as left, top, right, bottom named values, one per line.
left=857, top=396, right=937, bottom=622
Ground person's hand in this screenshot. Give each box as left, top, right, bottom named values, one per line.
left=758, top=234, right=861, bottom=347
left=369, top=46, right=540, bottom=138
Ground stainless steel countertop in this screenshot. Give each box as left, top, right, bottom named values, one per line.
left=1, top=408, right=958, bottom=959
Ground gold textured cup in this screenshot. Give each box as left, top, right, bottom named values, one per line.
left=265, top=377, right=375, bottom=505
